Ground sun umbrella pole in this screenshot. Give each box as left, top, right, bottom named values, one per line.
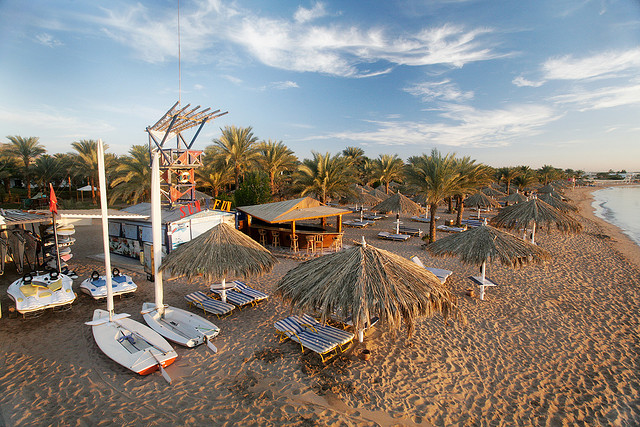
left=97, top=139, right=114, bottom=318
left=395, top=214, right=400, bottom=234
left=479, top=260, right=486, bottom=300
left=531, top=222, right=537, bottom=245
left=220, top=278, right=227, bottom=303
left=151, top=151, right=164, bottom=314
left=358, top=329, right=364, bottom=343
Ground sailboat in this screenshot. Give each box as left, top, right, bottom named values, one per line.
left=141, top=150, right=219, bottom=351
left=85, top=139, right=177, bottom=381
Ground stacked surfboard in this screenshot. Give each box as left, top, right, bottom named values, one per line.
left=43, top=223, right=75, bottom=269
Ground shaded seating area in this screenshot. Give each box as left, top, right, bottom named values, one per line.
left=343, top=220, right=374, bottom=228
left=377, top=231, right=410, bottom=241
left=398, top=225, right=423, bottom=237
left=209, top=280, right=268, bottom=307
left=274, top=314, right=354, bottom=362
left=185, top=291, right=235, bottom=317
left=362, top=213, right=385, bottom=221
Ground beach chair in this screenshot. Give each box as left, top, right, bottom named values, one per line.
left=362, top=213, right=385, bottom=221
left=410, top=216, right=439, bottom=223
left=233, top=281, right=268, bottom=303
left=343, top=220, right=374, bottom=228
left=436, top=224, right=467, bottom=233
left=210, top=287, right=255, bottom=307
left=274, top=316, right=340, bottom=362
left=377, top=231, right=411, bottom=241
left=296, top=314, right=355, bottom=351
left=185, top=291, right=235, bottom=317
left=398, top=225, right=423, bottom=237
left=210, top=281, right=268, bottom=307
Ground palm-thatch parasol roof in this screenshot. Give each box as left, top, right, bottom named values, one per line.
left=159, top=222, right=277, bottom=280
left=427, top=223, right=550, bottom=299
left=341, top=187, right=382, bottom=206
left=481, top=186, right=506, bottom=198
left=490, top=197, right=582, bottom=244
left=371, top=191, right=424, bottom=215
left=502, top=192, right=527, bottom=204
left=367, top=186, right=389, bottom=200
left=464, top=191, right=501, bottom=209
left=537, top=192, right=577, bottom=212
left=427, top=223, right=550, bottom=267
left=275, top=239, right=465, bottom=338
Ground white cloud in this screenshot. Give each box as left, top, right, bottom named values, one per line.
left=320, top=103, right=558, bottom=148
left=543, top=47, right=640, bottom=81
left=512, top=76, right=543, bottom=87
left=89, top=1, right=502, bottom=77
left=294, top=2, right=327, bottom=23
left=552, top=81, right=640, bottom=111
left=405, top=79, right=474, bottom=102
left=221, top=74, right=243, bottom=85
left=271, top=81, right=299, bottom=90
left=35, top=33, right=62, bottom=47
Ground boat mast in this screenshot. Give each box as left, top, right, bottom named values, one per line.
left=151, top=150, right=164, bottom=314
left=97, top=139, right=115, bottom=319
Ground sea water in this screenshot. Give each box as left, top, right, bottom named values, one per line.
left=592, top=186, right=640, bottom=247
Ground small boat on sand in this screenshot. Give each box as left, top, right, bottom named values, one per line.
left=7, top=271, right=76, bottom=315
left=80, top=268, right=138, bottom=300
left=142, top=303, right=220, bottom=348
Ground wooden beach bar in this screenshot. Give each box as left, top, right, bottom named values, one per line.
left=237, top=197, right=351, bottom=253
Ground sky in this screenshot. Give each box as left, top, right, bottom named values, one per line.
left=1, top=0, right=639, bottom=172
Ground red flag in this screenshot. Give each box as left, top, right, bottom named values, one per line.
left=49, top=183, right=58, bottom=215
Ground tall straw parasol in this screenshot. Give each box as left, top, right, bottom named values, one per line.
left=481, top=186, right=506, bottom=198
left=464, top=191, right=501, bottom=219
left=367, top=186, right=389, bottom=200
left=490, top=197, right=582, bottom=244
left=371, top=191, right=424, bottom=215
left=427, top=223, right=550, bottom=300
left=159, top=222, right=277, bottom=302
left=537, top=192, right=577, bottom=212
left=275, top=237, right=465, bottom=342
left=502, top=192, right=527, bottom=206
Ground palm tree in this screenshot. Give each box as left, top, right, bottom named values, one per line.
left=196, top=159, right=233, bottom=198
left=497, top=166, right=520, bottom=195
left=513, top=166, right=537, bottom=192
left=211, top=125, right=259, bottom=190
left=109, top=145, right=151, bottom=204
left=452, top=157, right=492, bottom=226
left=406, top=149, right=460, bottom=243
left=373, top=154, right=404, bottom=194
left=538, top=164, right=561, bottom=185
left=32, top=155, right=64, bottom=191
left=71, top=139, right=113, bottom=204
left=256, top=140, right=298, bottom=196
left=0, top=145, right=20, bottom=199
left=293, top=152, right=354, bottom=204
left=342, top=146, right=368, bottom=184
left=6, top=135, right=46, bottom=198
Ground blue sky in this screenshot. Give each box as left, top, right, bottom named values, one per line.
left=1, top=0, right=639, bottom=171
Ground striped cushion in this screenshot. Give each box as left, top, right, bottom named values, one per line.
left=274, top=316, right=338, bottom=355
left=233, top=281, right=268, bottom=301
left=210, top=288, right=255, bottom=307
left=185, top=291, right=235, bottom=315
left=297, top=314, right=355, bottom=346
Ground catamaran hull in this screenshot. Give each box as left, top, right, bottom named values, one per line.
left=142, top=303, right=220, bottom=348
left=91, top=309, right=178, bottom=375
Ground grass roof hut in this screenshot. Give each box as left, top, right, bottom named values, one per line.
left=275, top=237, right=465, bottom=342
left=481, top=186, right=506, bottom=198
left=159, top=222, right=277, bottom=302
left=490, top=197, right=582, bottom=245
left=371, top=191, right=424, bottom=216
left=464, top=191, right=501, bottom=219
left=427, top=223, right=550, bottom=300
left=537, top=192, right=578, bottom=212
left=502, top=192, right=527, bottom=206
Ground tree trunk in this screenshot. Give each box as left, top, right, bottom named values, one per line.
left=429, top=203, right=438, bottom=243
left=455, top=195, right=464, bottom=226
left=447, top=197, right=453, bottom=213
left=90, top=177, right=97, bottom=204
left=385, top=182, right=389, bottom=194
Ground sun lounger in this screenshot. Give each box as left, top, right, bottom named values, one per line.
left=362, top=213, right=385, bottom=220
left=210, top=280, right=268, bottom=307
left=398, top=225, right=423, bottom=237
left=425, top=267, right=453, bottom=284
left=410, top=216, right=439, bottom=223
left=470, top=276, right=498, bottom=288
left=436, top=224, right=467, bottom=233
left=377, top=231, right=411, bottom=241
left=461, top=219, right=484, bottom=227
left=274, top=316, right=340, bottom=362
left=297, top=314, right=354, bottom=351
left=185, top=291, right=235, bottom=317
left=343, top=220, right=374, bottom=228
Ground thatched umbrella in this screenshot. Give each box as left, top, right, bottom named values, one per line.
left=502, top=192, right=527, bottom=206
left=275, top=237, right=464, bottom=342
left=481, top=186, right=506, bottom=198
left=368, top=186, right=389, bottom=200
left=464, top=191, right=501, bottom=219
left=159, top=222, right=277, bottom=303
left=427, top=223, right=551, bottom=300
left=371, top=191, right=424, bottom=216
left=490, top=197, right=582, bottom=244
left=537, top=192, right=577, bottom=212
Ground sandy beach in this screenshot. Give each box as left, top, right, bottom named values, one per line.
left=1, top=186, right=639, bottom=426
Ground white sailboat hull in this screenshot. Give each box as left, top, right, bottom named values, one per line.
left=142, top=303, right=220, bottom=348
left=7, top=272, right=76, bottom=314
left=91, top=309, right=178, bottom=375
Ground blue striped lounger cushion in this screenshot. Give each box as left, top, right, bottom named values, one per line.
left=185, top=291, right=235, bottom=315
